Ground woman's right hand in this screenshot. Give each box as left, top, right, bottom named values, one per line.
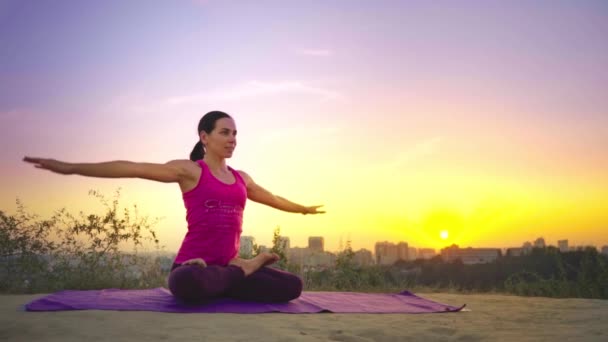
left=23, top=157, right=74, bottom=175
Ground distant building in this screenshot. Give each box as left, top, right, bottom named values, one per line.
left=534, top=237, right=546, bottom=249
left=374, top=241, right=409, bottom=265
left=601, top=246, right=608, bottom=255
left=287, top=247, right=336, bottom=269
left=523, top=241, right=533, bottom=254
left=397, top=242, right=409, bottom=261
left=308, top=252, right=336, bottom=268
left=558, top=240, right=569, bottom=253
left=441, top=244, right=501, bottom=264
left=418, top=248, right=436, bottom=259
left=408, top=247, right=418, bottom=260
left=353, top=249, right=374, bottom=266
left=239, top=236, right=255, bottom=257
left=287, top=247, right=310, bottom=266
left=375, top=241, right=399, bottom=265
left=506, top=248, right=524, bottom=257
left=308, top=236, right=324, bottom=253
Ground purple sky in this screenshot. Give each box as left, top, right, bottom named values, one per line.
left=1, top=1, right=607, bottom=251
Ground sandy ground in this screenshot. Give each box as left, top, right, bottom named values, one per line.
left=1, top=292, right=607, bottom=342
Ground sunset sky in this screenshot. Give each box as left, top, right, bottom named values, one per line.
left=1, top=0, right=607, bottom=253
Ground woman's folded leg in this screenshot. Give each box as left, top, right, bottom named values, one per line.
left=225, top=266, right=303, bottom=303
left=168, top=264, right=245, bottom=303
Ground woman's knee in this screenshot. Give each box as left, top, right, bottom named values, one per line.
left=283, top=273, right=303, bottom=301
left=168, top=265, right=209, bottom=302
left=168, top=266, right=196, bottom=300
left=169, top=264, right=236, bottom=302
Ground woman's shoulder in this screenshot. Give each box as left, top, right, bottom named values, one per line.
left=167, top=160, right=203, bottom=191
left=235, top=169, right=253, bottom=186
left=166, top=159, right=200, bottom=168
left=235, top=169, right=249, bottom=178
left=165, top=159, right=202, bottom=176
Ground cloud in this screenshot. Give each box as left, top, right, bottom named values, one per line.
left=388, top=137, right=443, bottom=167
left=189, top=0, right=213, bottom=5
left=297, top=49, right=333, bottom=57
left=257, top=125, right=341, bottom=146
left=165, top=80, right=342, bottom=106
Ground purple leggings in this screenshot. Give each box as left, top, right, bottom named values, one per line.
left=168, top=263, right=303, bottom=303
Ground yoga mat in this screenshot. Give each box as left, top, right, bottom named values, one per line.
left=25, top=288, right=465, bottom=314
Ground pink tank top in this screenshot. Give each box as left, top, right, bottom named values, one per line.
left=174, top=160, right=247, bottom=266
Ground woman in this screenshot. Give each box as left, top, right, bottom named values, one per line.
left=23, top=110, right=324, bottom=303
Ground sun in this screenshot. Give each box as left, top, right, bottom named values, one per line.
left=440, top=230, right=449, bottom=240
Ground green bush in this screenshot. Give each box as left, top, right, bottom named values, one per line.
left=0, top=189, right=166, bottom=294
left=299, top=247, right=608, bottom=298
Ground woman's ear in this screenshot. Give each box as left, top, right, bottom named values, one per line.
left=200, top=132, right=207, bottom=147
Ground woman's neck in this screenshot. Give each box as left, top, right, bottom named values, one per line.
left=203, top=154, right=228, bottom=173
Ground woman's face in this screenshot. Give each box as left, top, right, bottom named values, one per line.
left=202, top=117, right=237, bottom=158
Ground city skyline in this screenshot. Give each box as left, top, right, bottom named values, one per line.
left=2, top=1, right=607, bottom=252
left=237, top=234, right=607, bottom=255
left=236, top=233, right=608, bottom=268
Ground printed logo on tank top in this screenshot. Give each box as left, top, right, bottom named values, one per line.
left=203, top=199, right=243, bottom=215
left=202, top=199, right=244, bottom=232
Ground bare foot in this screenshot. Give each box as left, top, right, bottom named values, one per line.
left=182, top=258, right=207, bottom=268
left=229, top=252, right=280, bottom=276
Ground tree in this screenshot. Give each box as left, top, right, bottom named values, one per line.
left=333, top=239, right=358, bottom=290
left=270, top=226, right=288, bottom=269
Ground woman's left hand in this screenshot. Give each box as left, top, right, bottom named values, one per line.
left=302, top=205, right=325, bottom=215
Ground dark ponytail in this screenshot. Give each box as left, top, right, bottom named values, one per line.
left=190, top=141, right=204, bottom=161
left=189, top=111, right=232, bottom=161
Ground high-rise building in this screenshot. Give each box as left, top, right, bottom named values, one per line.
left=558, top=240, right=569, bottom=252
left=601, top=246, right=608, bottom=255
left=397, top=242, right=409, bottom=261
left=308, top=236, right=324, bottom=253
left=408, top=247, right=418, bottom=260
left=239, top=236, right=255, bottom=257
left=534, top=237, right=546, bottom=248
left=375, top=241, right=399, bottom=265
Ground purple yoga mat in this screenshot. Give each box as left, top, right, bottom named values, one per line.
left=25, top=288, right=465, bottom=314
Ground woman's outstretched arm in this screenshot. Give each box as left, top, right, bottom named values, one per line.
left=238, top=170, right=325, bottom=215
left=23, top=157, right=191, bottom=183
